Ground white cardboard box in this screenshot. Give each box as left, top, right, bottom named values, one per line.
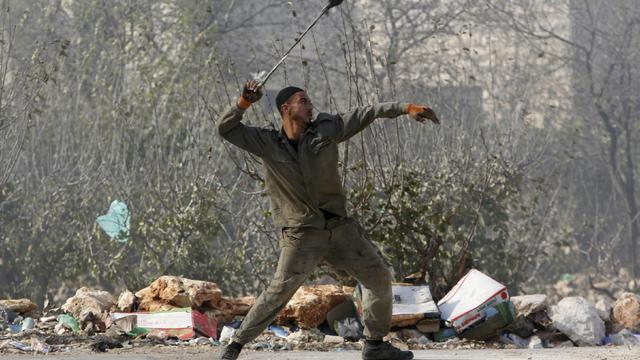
left=392, top=285, right=439, bottom=316
left=437, top=269, right=509, bottom=332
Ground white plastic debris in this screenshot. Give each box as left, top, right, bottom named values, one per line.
left=219, top=326, right=236, bottom=343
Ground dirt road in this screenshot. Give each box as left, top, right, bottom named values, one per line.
left=1, top=347, right=638, bottom=360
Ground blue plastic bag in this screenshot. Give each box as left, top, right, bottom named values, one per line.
left=96, top=200, right=130, bottom=243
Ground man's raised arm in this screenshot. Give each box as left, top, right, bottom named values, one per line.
left=333, top=102, right=440, bottom=143
left=217, top=81, right=273, bottom=157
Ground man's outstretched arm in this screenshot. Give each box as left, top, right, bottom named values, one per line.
left=217, top=81, right=273, bottom=157
left=333, top=102, right=439, bottom=143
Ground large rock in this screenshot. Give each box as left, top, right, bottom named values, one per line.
left=205, top=296, right=255, bottom=324
left=511, top=294, right=547, bottom=316
left=611, top=292, right=640, bottom=332
left=277, top=285, right=353, bottom=328
left=135, top=276, right=222, bottom=309
left=116, top=290, right=137, bottom=312
left=550, top=296, right=605, bottom=346
left=62, top=288, right=115, bottom=322
left=0, top=299, right=37, bottom=314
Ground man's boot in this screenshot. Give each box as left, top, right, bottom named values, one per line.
left=218, top=342, right=243, bottom=360
left=362, top=340, right=414, bottom=360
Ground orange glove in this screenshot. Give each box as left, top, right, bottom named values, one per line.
left=237, top=80, right=263, bottom=110
left=406, top=104, right=440, bottom=124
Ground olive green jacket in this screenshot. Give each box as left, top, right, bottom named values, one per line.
left=218, top=102, right=409, bottom=229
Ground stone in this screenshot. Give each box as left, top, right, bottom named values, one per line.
left=510, top=294, right=547, bottom=316
left=323, top=335, right=344, bottom=344
left=137, top=299, right=178, bottom=312
left=61, top=288, right=115, bottom=322
left=277, top=285, right=353, bottom=328
left=203, top=296, right=255, bottom=325
left=217, top=296, right=254, bottom=316
left=553, top=340, right=575, bottom=348
left=116, top=290, right=136, bottom=312
left=595, top=298, right=612, bottom=322
left=611, top=292, right=640, bottom=332
left=610, top=329, right=640, bottom=347
left=135, top=276, right=222, bottom=308
left=549, top=296, right=605, bottom=346
left=0, top=299, right=37, bottom=314
left=503, top=315, right=535, bottom=338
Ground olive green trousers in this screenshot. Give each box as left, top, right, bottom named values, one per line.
left=232, top=217, right=392, bottom=344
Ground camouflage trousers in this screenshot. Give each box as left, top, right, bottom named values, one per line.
left=232, top=217, right=392, bottom=344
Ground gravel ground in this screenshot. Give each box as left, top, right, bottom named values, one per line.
left=0, top=347, right=639, bottom=360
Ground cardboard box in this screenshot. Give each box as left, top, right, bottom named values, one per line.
left=437, top=269, right=509, bottom=332
left=110, top=308, right=217, bottom=340
left=460, top=301, right=515, bottom=341
left=354, top=283, right=439, bottom=327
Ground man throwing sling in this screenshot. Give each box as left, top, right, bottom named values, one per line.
left=217, top=80, right=440, bottom=360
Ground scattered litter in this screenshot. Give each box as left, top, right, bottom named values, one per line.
left=30, top=337, right=51, bottom=354
left=3, top=270, right=640, bottom=355
left=40, top=315, right=57, bottom=323
left=7, top=340, right=31, bottom=352
left=267, top=325, right=289, bottom=338
left=20, top=317, right=35, bottom=331
left=500, top=332, right=529, bottom=348
left=189, top=336, right=214, bottom=346
left=57, top=314, right=80, bottom=334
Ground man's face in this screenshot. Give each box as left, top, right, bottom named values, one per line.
left=283, top=91, right=313, bottom=124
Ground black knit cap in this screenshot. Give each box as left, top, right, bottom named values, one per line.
left=276, top=86, right=304, bottom=113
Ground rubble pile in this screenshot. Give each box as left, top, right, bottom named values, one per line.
left=547, top=269, right=638, bottom=305
left=2, top=269, right=640, bottom=354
